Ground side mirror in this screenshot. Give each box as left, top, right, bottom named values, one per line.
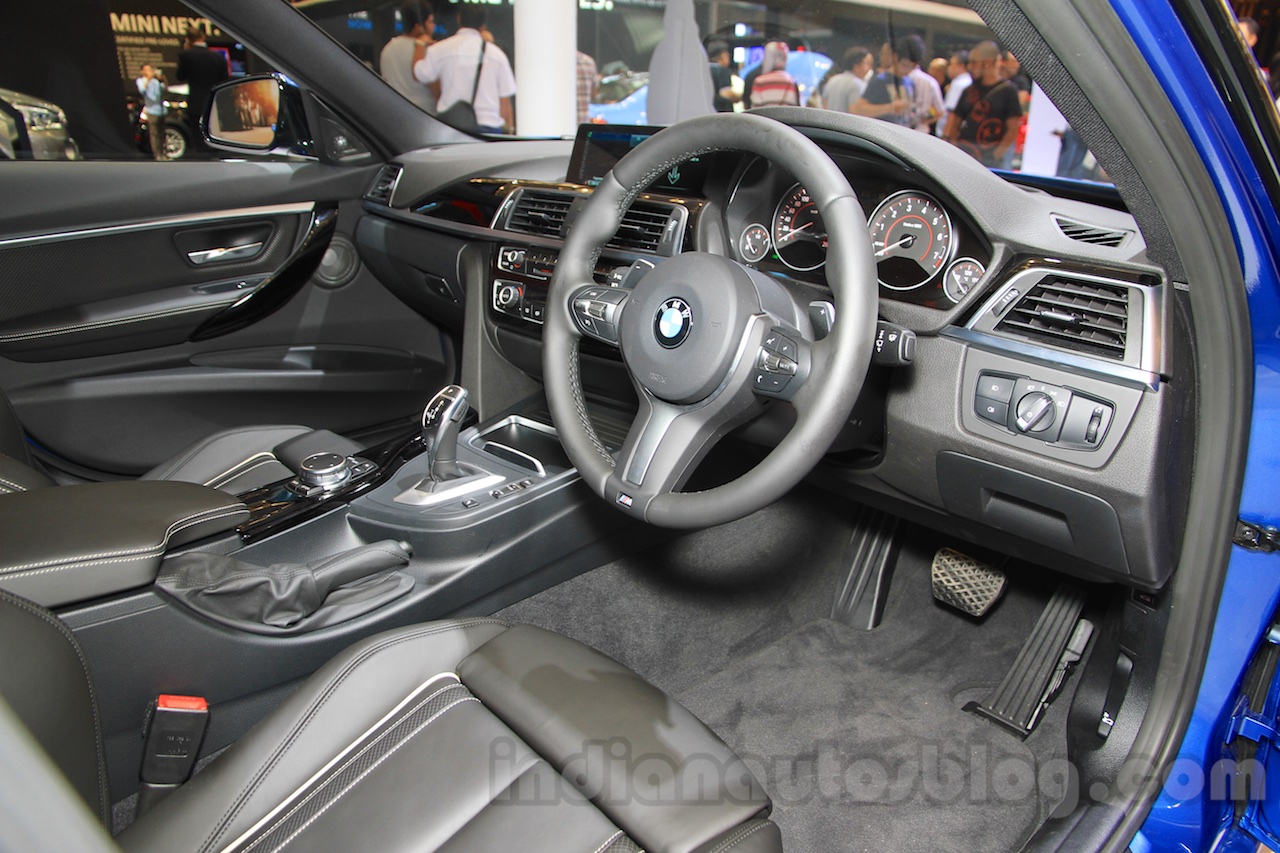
left=204, top=74, right=312, bottom=157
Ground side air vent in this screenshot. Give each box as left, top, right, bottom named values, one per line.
left=997, top=276, right=1129, bottom=360
left=365, top=164, right=403, bottom=205
left=1051, top=215, right=1131, bottom=248
left=609, top=202, right=679, bottom=254
left=503, top=188, right=574, bottom=238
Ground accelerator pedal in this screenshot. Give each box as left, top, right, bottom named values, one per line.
left=931, top=548, right=1006, bottom=617
left=967, top=583, right=1094, bottom=737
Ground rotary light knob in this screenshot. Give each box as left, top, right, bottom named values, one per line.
left=1015, top=392, right=1056, bottom=433
left=496, top=283, right=521, bottom=307
left=299, top=452, right=352, bottom=489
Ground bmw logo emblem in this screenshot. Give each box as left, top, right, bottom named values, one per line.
left=654, top=298, right=692, bottom=348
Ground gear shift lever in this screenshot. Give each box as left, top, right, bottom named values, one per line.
left=421, top=384, right=469, bottom=481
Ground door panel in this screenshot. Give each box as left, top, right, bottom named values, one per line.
left=0, top=164, right=455, bottom=476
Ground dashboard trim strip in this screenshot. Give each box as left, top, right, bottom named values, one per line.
left=941, top=326, right=1160, bottom=390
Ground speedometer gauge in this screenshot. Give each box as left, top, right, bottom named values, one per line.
left=772, top=183, right=828, bottom=272
left=868, top=191, right=956, bottom=290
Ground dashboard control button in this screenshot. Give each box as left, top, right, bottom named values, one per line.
left=872, top=321, right=916, bottom=366
left=976, top=373, right=1016, bottom=404
left=976, top=397, right=1009, bottom=425
left=1058, top=395, right=1114, bottom=449
left=993, top=287, right=1022, bottom=317
left=1015, top=391, right=1056, bottom=433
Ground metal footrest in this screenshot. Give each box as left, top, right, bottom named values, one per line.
left=931, top=547, right=1006, bottom=617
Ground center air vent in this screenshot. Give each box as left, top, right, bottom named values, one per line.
left=503, top=189, right=574, bottom=238
left=365, top=164, right=403, bottom=205
left=609, top=202, right=682, bottom=254
left=997, top=276, right=1130, bottom=360
left=1051, top=215, right=1131, bottom=248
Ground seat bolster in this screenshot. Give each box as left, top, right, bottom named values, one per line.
left=690, top=820, right=783, bottom=853
left=141, top=425, right=312, bottom=492
left=0, top=451, right=55, bottom=493
left=457, top=624, right=774, bottom=853
left=118, top=619, right=511, bottom=853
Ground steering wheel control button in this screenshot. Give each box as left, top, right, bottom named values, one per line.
left=572, top=286, right=627, bottom=343
left=754, top=372, right=790, bottom=394
left=763, top=331, right=797, bottom=360
left=976, top=372, right=1016, bottom=404
left=654, top=298, right=693, bottom=348
left=871, top=321, right=917, bottom=366
left=976, top=398, right=1010, bottom=425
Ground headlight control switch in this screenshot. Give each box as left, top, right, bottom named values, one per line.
left=974, top=370, right=1113, bottom=450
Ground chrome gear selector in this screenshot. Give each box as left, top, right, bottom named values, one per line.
left=421, top=384, right=470, bottom=482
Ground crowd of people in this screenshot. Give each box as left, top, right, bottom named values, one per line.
left=376, top=6, right=1058, bottom=173
left=711, top=34, right=1035, bottom=171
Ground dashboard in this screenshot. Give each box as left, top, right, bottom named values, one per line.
left=356, top=112, right=1190, bottom=594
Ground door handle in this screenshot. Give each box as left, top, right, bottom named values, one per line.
left=187, top=241, right=264, bottom=265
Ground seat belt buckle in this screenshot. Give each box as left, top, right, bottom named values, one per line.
left=137, top=694, right=209, bottom=816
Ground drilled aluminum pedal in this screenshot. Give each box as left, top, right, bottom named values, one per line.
left=931, top=548, right=1006, bottom=617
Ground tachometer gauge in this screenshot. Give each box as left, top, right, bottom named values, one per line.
left=739, top=222, right=771, bottom=264
left=868, top=191, right=955, bottom=290
left=772, top=184, right=828, bottom=272
left=943, top=257, right=986, bottom=303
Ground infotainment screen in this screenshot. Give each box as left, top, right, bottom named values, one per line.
left=567, top=124, right=709, bottom=195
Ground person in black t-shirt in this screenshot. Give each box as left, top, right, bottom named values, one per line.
left=707, top=40, right=740, bottom=112
left=945, top=41, right=1022, bottom=167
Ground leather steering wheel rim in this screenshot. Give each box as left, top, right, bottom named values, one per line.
left=543, top=113, right=877, bottom=528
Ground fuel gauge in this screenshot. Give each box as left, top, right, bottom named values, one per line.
left=943, top=257, right=986, bottom=304
left=739, top=222, right=771, bottom=264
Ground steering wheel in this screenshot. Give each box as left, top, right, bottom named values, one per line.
left=543, top=113, right=877, bottom=528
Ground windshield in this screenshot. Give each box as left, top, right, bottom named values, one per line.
left=293, top=0, right=1107, bottom=184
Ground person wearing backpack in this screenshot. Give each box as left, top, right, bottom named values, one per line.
left=413, top=7, right=515, bottom=134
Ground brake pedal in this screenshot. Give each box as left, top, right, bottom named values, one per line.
left=931, top=548, right=1006, bottom=617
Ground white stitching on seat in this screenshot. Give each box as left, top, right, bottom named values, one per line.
left=201, top=620, right=510, bottom=853
left=591, top=830, right=625, bottom=853
left=707, top=822, right=770, bottom=853
left=246, top=688, right=475, bottom=853
left=221, top=674, right=466, bottom=853
left=146, top=426, right=307, bottom=481
left=204, top=454, right=279, bottom=489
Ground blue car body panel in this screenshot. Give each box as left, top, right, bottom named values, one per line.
left=1112, top=0, right=1280, bottom=849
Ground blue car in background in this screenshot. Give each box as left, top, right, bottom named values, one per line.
left=589, top=50, right=833, bottom=125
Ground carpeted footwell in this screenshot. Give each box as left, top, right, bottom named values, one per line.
left=497, top=490, right=1078, bottom=851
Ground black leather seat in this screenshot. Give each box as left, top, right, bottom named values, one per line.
left=0, top=590, right=784, bottom=852
left=0, top=388, right=360, bottom=495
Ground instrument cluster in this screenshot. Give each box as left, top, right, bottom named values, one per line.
left=724, top=154, right=992, bottom=309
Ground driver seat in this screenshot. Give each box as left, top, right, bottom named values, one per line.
left=0, top=386, right=361, bottom=495
left=0, top=588, right=784, bottom=852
